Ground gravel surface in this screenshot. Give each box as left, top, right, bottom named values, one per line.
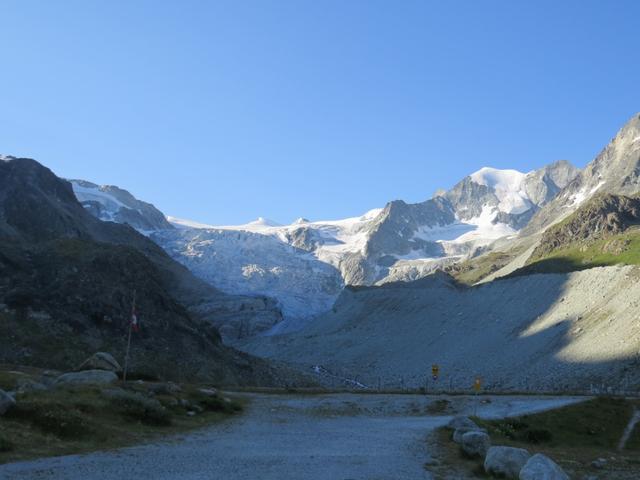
left=240, top=265, right=640, bottom=392
left=0, top=393, right=584, bottom=480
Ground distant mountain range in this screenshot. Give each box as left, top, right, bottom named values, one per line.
left=2, top=112, right=640, bottom=393
left=47, top=113, right=640, bottom=341
left=69, top=155, right=579, bottom=334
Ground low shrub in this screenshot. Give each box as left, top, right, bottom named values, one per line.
left=522, top=428, right=553, bottom=444
left=7, top=402, right=93, bottom=439
left=0, top=434, right=14, bottom=452
left=107, top=390, right=172, bottom=426
left=195, top=394, right=242, bottom=414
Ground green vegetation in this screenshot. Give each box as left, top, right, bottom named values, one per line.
left=448, top=248, right=525, bottom=285
left=514, top=229, right=640, bottom=276
left=0, top=366, right=244, bottom=465
left=474, top=397, right=639, bottom=451
left=106, top=389, right=172, bottom=426
left=430, top=397, right=640, bottom=479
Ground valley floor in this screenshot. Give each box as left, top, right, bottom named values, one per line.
left=0, top=393, right=583, bottom=480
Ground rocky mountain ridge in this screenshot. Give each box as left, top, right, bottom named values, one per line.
left=0, top=157, right=296, bottom=384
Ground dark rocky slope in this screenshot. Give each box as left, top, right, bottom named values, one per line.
left=0, top=158, right=302, bottom=386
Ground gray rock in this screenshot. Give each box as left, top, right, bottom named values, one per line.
left=198, top=387, right=218, bottom=397
left=447, top=415, right=479, bottom=430
left=0, top=389, right=16, bottom=415
left=16, top=378, right=48, bottom=393
left=590, top=458, right=607, bottom=469
left=149, top=381, right=182, bottom=395
left=461, top=431, right=490, bottom=458
left=484, top=446, right=531, bottom=479
left=39, top=370, right=59, bottom=387
left=453, top=426, right=486, bottom=444
left=519, top=453, right=569, bottom=480
left=55, top=369, right=118, bottom=386
left=77, top=352, right=122, bottom=373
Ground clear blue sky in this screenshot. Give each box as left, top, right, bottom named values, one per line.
left=1, top=1, right=639, bottom=225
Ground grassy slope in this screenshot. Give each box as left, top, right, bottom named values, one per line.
left=431, top=397, right=640, bottom=479
left=449, top=251, right=521, bottom=285
left=513, top=229, right=640, bottom=276
left=0, top=365, right=244, bottom=465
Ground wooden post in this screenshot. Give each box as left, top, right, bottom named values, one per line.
left=122, top=290, right=136, bottom=382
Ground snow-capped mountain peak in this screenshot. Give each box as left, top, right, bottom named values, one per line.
left=248, top=217, right=281, bottom=227
left=469, top=167, right=531, bottom=214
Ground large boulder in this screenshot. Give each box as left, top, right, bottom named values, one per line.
left=55, top=370, right=118, bottom=387
left=0, top=389, right=16, bottom=415
left=461, top=430, right=491, bottom=458
left=76, top=352, right=122, bottom=373
left=484, top=446, right=531, bottom=479
left=519, top=454, right=569, bottom=480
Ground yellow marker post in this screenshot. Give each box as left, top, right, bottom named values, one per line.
left=473, top=377, right=481, bottom=416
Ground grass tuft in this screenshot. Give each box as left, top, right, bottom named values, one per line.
left=0, top=435, right=13, bottom=453
left=6, top=401, right=93, bottom=439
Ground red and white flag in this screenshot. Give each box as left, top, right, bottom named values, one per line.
left=130, top=310, right=140, bottom=332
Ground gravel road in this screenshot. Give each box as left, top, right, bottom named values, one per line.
left=0, top=393, right=584, bottom=480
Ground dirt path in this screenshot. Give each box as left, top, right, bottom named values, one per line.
left=0, top=393, right=584, bottom=480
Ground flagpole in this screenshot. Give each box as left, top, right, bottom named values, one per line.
left=123, top=289, right=136, bottom=383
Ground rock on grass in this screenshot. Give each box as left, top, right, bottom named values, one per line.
left=484, top=446, right=531, bottom=479
left=461, top=431, right=490, bottom=458
left=519, top=453, right=569, bottom=480
left=0, top=389, right=16, bottom=415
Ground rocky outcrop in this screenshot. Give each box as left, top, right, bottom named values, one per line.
left=525, top=113, right=640, bottom=235
left=70, top=180, right=174, bottom=232
left=530, top=193, right=640, bottom=259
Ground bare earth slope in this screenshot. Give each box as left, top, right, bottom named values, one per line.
left=239, top=268, right=640, bottom=392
